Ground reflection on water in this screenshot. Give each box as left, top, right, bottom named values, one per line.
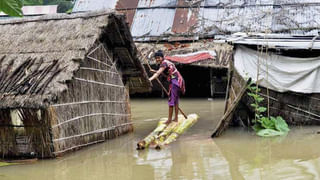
left=0, top=99, right=320, bottom=180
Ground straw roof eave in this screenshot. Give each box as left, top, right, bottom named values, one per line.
left=0, top=10, right=151, bottom=108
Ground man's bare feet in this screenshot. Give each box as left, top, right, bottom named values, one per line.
left=172, top=118, right=178, bottom=122
left=164, top=119, right=172, bottom=125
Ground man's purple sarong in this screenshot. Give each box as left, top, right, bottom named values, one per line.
left=168, top=83, right=180, bottom=106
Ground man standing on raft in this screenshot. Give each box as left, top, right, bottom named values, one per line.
left=149, top=50, right=185, bottom=125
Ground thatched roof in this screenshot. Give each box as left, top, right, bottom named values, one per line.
left=0, top=10, right=151, bottom=109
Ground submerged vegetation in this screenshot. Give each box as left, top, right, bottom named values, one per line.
left=247, top=81, right=290, bottom=137
left=0, top=161, right=19, bottom=167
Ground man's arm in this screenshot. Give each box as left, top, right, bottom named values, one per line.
left=149, top=67, right=165, bottom=81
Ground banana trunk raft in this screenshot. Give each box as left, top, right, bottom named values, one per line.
left=137, top=114, right=199, bottom=150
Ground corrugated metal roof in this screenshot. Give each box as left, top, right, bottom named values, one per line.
left=137, top=0, right=177, bottom=8
left=72, top=0, right=320, bottom=41
left=130, top=8, right=175, bottom=37
left=275, top=0, right=320, bottom=4
left=201, top=6, right=273, bottom=34
left=226, top=33, right=320, bottom=49
left=204, top=0, right=274, bottom=6
left=172, top=0, right=200, bottom=34
left=116, top=0, right=139, bottom=26
left=72, top=0, right=117, bottom=12
left=116, top=0, right=139, bottom=9
left=271, top=5, right=320, bottom=32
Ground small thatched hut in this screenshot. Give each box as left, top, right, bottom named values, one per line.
left=0, top=11, right=151, bottom=158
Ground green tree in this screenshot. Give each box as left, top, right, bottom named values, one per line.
left=23, top=0, right=43, bottom=5
left=0, top=0, right=23, bottom=17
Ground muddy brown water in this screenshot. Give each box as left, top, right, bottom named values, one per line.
left=0, top=99, right=320, bottom=180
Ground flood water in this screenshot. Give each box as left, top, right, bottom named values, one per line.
left=1, top=98, right=320, bottom=180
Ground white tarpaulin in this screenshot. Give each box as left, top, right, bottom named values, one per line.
left=234, top=45, right=320, bottom=93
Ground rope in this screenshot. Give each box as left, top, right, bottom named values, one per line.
left=52, top=113, right=130, bottom=128
left=79, top=67, right=119, bottom=75
left=74, top=78, right=124, bottom=88
left=86, top=56, right=112, bottom=68
left=53, top=122, right=133, bottom=142
left=52, top=100, right=126, bottom=107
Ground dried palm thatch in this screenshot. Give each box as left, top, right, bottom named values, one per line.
left=0, top=10, right=151, bottom=158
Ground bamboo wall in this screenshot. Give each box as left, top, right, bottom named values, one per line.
left=0, top=108, right=54, bottom=158
left=51, top=42, right=132, bottom=156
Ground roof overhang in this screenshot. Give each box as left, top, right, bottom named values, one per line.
left=225, top=33, right=320, bottom=50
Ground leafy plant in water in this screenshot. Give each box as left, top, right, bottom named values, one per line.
left=247, top=81, right=289, bottom=137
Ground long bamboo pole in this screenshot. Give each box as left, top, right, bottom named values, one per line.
left=143, top=53, right=187, bottom=119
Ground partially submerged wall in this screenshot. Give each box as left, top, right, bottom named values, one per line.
left=51, top=43, right=132, bottom=156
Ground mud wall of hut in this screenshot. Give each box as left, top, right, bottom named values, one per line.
left=51, top=42, right=132, bottom=156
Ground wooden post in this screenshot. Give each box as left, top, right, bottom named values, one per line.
left=210, top=68, right=215, bottom=97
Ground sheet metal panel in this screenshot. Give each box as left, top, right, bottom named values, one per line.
left=72, top=0, right=118, bottom=12
left=271, top=5, right=320, bottom=32
left=275, top=0, right=320, bottom=4
left=234, top=40, right=320, bottom=49
left=131, top=8, right=175, bottom=37
left=204, top=0, right=273, bottom=6
left=116, top=0, right=139, bottom=9
left=201, top=6, right=273, bottom=34
left=137, top=0, right=177, bottom=8
left=172, top=7, right=200, bottom=33
left=171, top=0, right=202, bottom=34
left=116, top=0, right=139, bottom=27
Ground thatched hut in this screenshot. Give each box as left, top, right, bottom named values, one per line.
left=0, top=11, right=151, bottom=158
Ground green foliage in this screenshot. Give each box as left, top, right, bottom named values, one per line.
left=23, top=0, right=43, bottom=5
left=273, top=116, right=290, bottom=132
left=247, top=82, right=290, bottom=137
left=56, top=1, right=73, bottom=13
left=0, top=0, right=23, bottom=17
